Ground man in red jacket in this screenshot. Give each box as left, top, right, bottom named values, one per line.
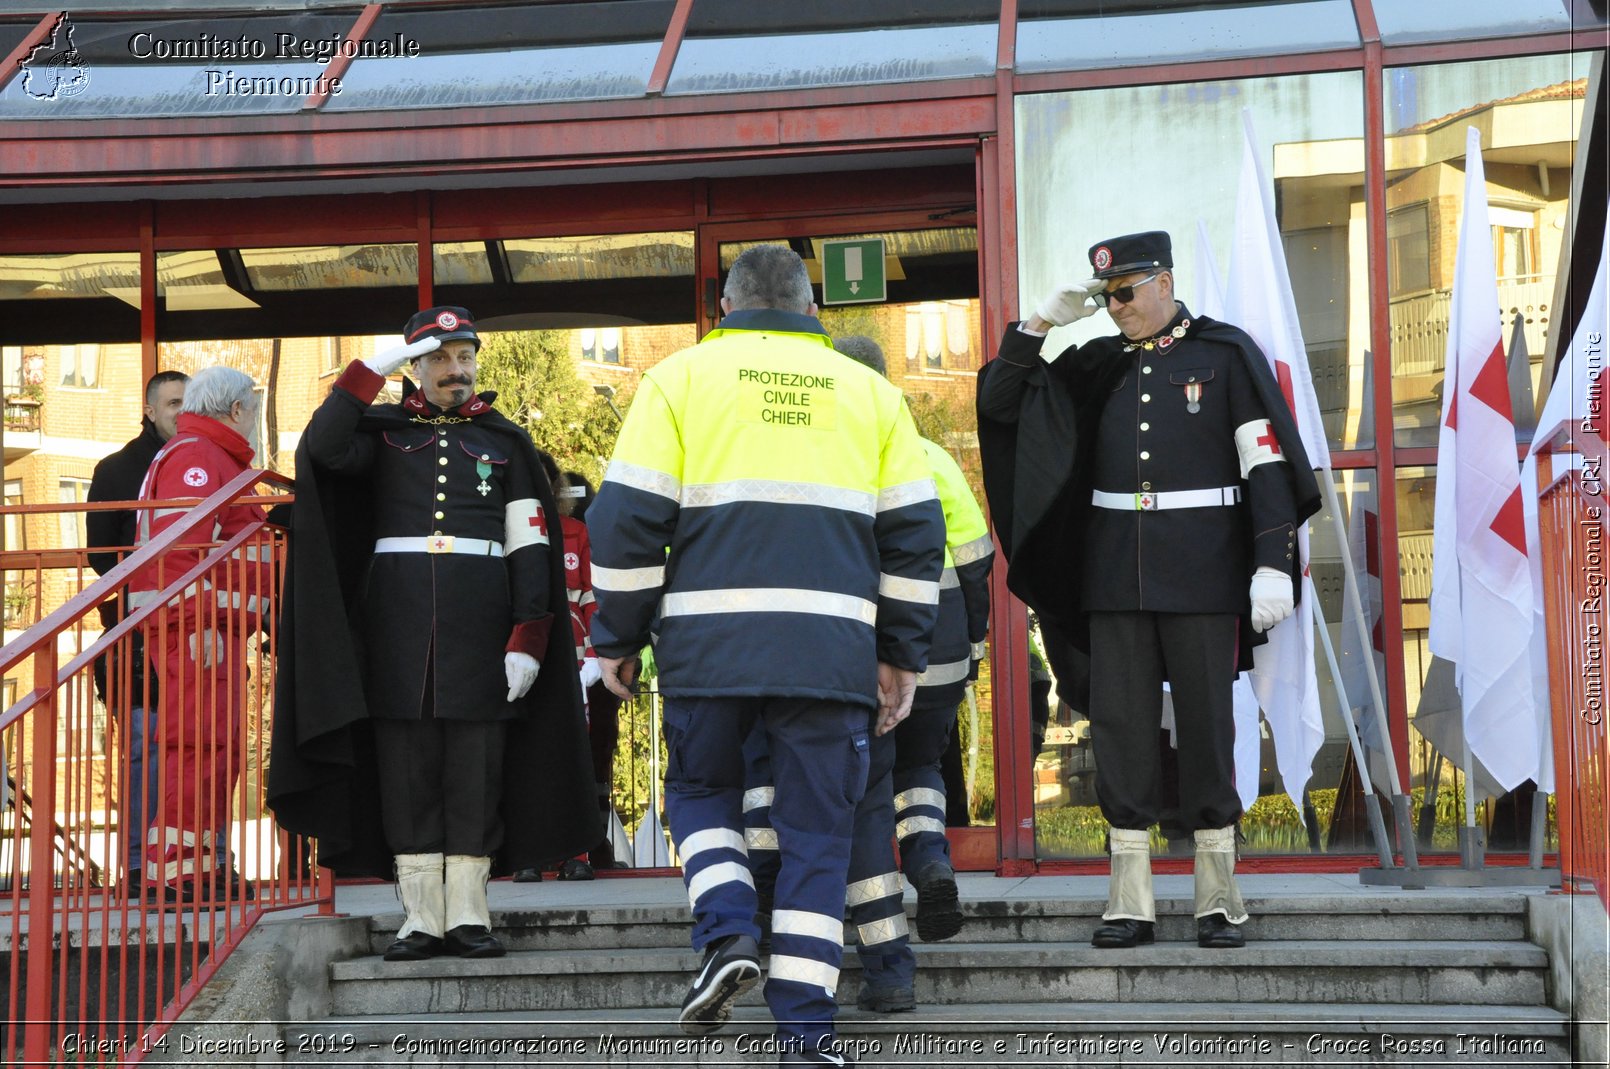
left=129, top=365, right=272, bottom=905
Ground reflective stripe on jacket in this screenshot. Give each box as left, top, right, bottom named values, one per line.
left=589, top=311, right=945, bottom=707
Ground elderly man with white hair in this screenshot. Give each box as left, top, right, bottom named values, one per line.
left=129, top=364, right=272, bottom=906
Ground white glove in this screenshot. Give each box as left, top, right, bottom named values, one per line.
left=578, top=657, right=603, bottom=689
left=363, top=336, right=441, bottom=378
left=505, top=652, right=540, bottom=702
left=1035, top=277, right=1104, bottom=326
left=188, top=629, right=225, bottom=668
left=1249, top=567, right=1295, bottom=633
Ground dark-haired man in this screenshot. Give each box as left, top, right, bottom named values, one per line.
left=271, top=307, right=597, bottom=961
left=88, top=369, right=189, bottom=892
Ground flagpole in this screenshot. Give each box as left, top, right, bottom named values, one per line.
left=1307, top=570, right=1394, bottom=869
left=1316, top=465, right=1421, bottom=869
left=1461, top=745, right=1484, bottom=868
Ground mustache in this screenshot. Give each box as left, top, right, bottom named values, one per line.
left=439, top=376, right=473, bottom=387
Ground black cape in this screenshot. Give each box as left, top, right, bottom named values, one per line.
left=267, top=382, right=602, bottom=879
left=977, top=316, right=1323, bottom=686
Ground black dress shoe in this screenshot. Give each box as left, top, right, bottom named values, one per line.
left=557, top=858, right=595, bottom=881
left=1091, top=918, right=1155, bottom=948
left=444, top=924, right=505, bottom=958
left=1196, top=914, right=1246, bottom=948
left=383, top=932, right=445, bottom=961
left=511, top=868, right=543, bottom=883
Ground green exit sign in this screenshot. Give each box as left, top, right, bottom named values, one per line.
left=820, top=238, right=887, bottom=305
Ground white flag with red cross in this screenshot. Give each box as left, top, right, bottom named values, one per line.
left=1427, top=126, right=1540, bottom=793
left=1521, top=210, right=1610, bottom=792
left=1224, top=111, right=1327, bottom=813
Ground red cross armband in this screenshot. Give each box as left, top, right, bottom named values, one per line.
left=505, top=498, right=550, bottom=552
left=1234, top=419, right=1286, bottom=478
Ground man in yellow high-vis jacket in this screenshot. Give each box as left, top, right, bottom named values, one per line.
left=591, top=246, right=945, bottom=1067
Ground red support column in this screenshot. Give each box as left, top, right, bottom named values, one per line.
left=646, top=0, right=695, bottom=97
left=304, top=4, right=382, bottom=111
left=140, top=203, right=157, bottom=383
left=416, top=191, right=433, bottom=311
left=1354, top=0, right=1414, bottom=795
left=982, top=0, right=1036, bottom=872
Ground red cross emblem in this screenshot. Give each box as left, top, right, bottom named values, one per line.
left=1255, top=424, right=1282, bottom=455
left=528, top=508, right=547, bottom=538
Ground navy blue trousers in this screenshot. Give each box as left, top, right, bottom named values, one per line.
left=663, top=696, right=871, bottom=1049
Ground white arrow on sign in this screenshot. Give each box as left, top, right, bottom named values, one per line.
left=845, top=246, right=863, bottom=294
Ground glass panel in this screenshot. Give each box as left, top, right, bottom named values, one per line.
left=0, top=252, right=142, bottom=344
left=1016, top=70, right=1369, bottom=455
left=666, top=24, right=995, bottom=94
left=1396, top=466, right=1557, bottom=855
left=157, top=246, right=419, bottom=342
left=0, top=10, right=361, bottom=119
left=328, top=1, right=673, bottom=110
left=433, top=231, right=696, bottom=329
left=1385, top=54, right=1585, bottom=448
left=1373, top=0, right=1579, bottom=44
left=238, top=245, right=418, bottom=291
left=1016, top=0, right=1359, bottom=73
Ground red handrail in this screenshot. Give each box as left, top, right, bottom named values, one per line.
left=1535, top=419, right=1610, bottom=905
left=1, top=468, right=331, bottom=1067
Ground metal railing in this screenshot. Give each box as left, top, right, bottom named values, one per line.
left=1535, top=422, right=1610, bottom=906
left=1, top=472, right=330, bottom=1067
left=1389, top=276, right=1555, bottom=378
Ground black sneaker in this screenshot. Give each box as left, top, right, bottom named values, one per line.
left=678, top=933, right=761, bottom=1036
left=913, top=861, right=962, bottom=941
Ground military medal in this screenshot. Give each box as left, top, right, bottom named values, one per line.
left=476, top=458, right=493, bottom=496
left=1185, top=383, right=1202, bottom=413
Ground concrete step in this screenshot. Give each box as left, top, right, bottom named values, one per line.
left=285, top=1001, right=1572, bottom=1065
left=328, top=939, right=1548, bottom=1016
left=361, top=893, right=1530, bottom=954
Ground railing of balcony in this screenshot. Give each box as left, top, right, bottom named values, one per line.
left=1389, top=276, right=1555, bottom=379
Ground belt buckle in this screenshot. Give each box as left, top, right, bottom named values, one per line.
left=426, top=535, right=455, bottom=554
left=1136, top=493, right=1158, bottom=512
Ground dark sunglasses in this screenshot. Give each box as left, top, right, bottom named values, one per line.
left=1094, top=273, right=1160, bottom=307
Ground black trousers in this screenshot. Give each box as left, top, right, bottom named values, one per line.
left=373, top=718, right=507, bottom=856
left=1088, top=610, right=1242, bottom=832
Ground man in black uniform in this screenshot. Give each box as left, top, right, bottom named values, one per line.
left=87, top=370, right=188, bottom=892
left=977, top=231, right=1319, bottom=950
left=270, top=308, right=597, bottom=961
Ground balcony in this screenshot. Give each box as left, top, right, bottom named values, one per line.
left=1389, top=275, right=1554, bottom=379
left=2, top=397, right=42, bottom=459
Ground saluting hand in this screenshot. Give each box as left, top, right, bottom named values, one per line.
left=363, top=335, right=440, bottom=378
left=1033, top=277, right=1105, bottom=328
left=875, top=661, right=917, bottom=736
